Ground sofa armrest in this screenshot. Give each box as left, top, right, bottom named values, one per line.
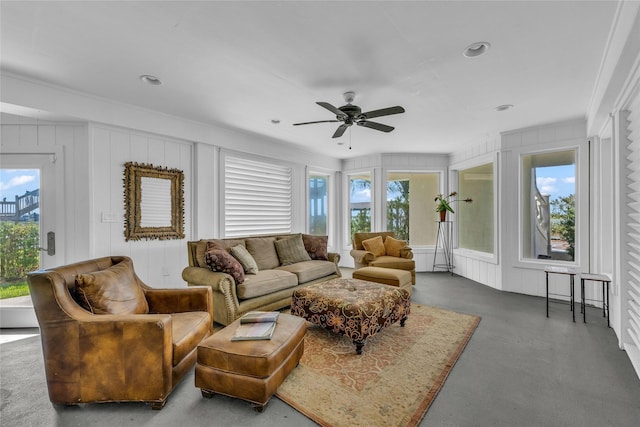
left=400, top=247, right=414, bottom=259
left=327, top=252, right=341, bottom=265
left=144, top=286, right=213, bottom=318
left=182, top=266, right=240, bottom=326
left=350, top=249, right=376, bottom=264
left=182, top=267, right=232, bottom=291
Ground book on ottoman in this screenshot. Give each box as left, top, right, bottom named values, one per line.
left=240, top=311, right=280, bottom=324
left=231, top=321, right=276, bottom=341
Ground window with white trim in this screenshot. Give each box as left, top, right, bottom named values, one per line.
left=308, top=173, right=329, bottom=235
left=224, top=156, right=292, bottom=237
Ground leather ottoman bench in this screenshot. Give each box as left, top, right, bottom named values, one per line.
left=352, top=266, right=413, bottom=294
left=195, top=313, right=306, bottom=412
left=291, top=278, right=410, bottom=354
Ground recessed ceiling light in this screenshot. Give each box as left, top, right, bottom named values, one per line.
left=139, top=74, right=162, bottom=85
left=495, top=104, right=514, bottom=111
left=463, top=42, right=491, bottom=58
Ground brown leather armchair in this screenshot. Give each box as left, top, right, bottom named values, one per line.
left=350, top=232, right=416, bottom=285
left=27, top=256, right=213, bottom=409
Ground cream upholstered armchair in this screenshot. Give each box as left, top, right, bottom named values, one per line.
left=27, top=256, right=213, bottom=409
left=350, top=232, right=416, bottom=285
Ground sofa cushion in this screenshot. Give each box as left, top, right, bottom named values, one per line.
left=362, top=235, right=386, bottom=257
left=369, top=256, right=416, bottom=271
left=205, top=243, right=245, bottom=284
left=236, top=270, right=298, bottom=299
left=302, top=234, right=329, bottom=260
left=245, top=237, right=280, bottom=270
left=384, top=235, right=407, bottom=257
left=196, top=239, right=246, bottom=268
left=230, top=244, right=259, bottom=274
left=75, top=258, right=149, bottom=315
left=171, top=311, right=211, bottom=366
left=276, top=260, right=337, bottom=283
left=275, top=235, right=312, bottom=266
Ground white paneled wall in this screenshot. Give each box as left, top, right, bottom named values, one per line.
left=500, top=119, right=588, bottom=297
left=90, top=124, right=192, bottom=287
left=0, top=113, right=90, bottom=265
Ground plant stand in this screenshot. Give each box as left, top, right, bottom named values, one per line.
left=433, top=221, right=454, bottom=274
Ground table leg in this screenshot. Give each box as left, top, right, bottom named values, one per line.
left=546, top=272, right=549, bottom=318
left=581, top=278, right=586, bottom=323
left=571, top=274, right=575, bottom=322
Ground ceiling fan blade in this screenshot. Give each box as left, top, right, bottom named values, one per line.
left=332, top=123, right=350, bottom=138
left=317, top=102, right=348, bottom=119
left=293, top=120, right=341, bottom=126
left=360, top=106, right=405, bottom=120
left=357, top=120, right=395, bottom=133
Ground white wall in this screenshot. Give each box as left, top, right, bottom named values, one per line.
left=0, top=113, right=90, bottom=265
left=450, top=136, right=501, bottom=289
left=500, top=119, right=589, bottom=297
left=89, top=123, right=193, bottom=287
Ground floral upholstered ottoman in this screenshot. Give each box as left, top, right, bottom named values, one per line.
left=291, top=277, right=410, bottom=354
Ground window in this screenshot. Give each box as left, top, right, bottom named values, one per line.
left=224, top=156, right=292, bottom=237
left=521, top=150, right=576, bottom=261
left=349, top=173, right=371, bottom=241
left=308, top=173, right=328, bottom=235
left=386, top=172, right=439, bottom=245
left=458, top=163, right=494, bottom=253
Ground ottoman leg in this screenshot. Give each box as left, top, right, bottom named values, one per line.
left=353, top=340, right=365, bottom=355
left=400, top=316, right=407, bottom=327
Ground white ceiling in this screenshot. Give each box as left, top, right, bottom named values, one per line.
left=0, top=1, right=620, bottom=158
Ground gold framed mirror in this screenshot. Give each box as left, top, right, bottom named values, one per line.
left=123, top=162, right=184, bottom=241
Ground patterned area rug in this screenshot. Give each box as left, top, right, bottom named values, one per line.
left=275, top=304, right=480, bottom=427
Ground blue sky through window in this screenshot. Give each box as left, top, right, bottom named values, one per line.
left=0, top=169, right=40, bottom=201
left=536, top=164, right=575, bottom=199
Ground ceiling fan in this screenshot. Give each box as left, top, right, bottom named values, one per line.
left=293, top=91, right=405, bottom=138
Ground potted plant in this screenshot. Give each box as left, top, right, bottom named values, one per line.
left=434, top=192, right=472, bottom=221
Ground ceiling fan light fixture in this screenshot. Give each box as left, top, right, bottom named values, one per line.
left=463, top=42, right=491, bottom=58
left=139, top=74, right=163, bottom=85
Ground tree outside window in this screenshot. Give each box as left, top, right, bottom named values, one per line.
left=349, top=174, right=371, bottom=242
left=521, top=151, right=576, bottom=261
left=386, top=172, right=439, bottom=245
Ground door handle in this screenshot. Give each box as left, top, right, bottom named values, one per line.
left=39, top=231, right=55, bottom=256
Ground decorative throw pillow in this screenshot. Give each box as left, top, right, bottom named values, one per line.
left=75, top=258, right=149, bottom=315
left=245, top=237, right=280, bottom=270
left=230, top=244, right=259, bottom=274
left=384, top=235, right=407, bottom=257
left=205, top=242, right=245, bottom=284
left=362, top=235, right=386, bottom=257
left=302, top=234, right=328, bottom=260
left=274, top=235, right=312, bottom=265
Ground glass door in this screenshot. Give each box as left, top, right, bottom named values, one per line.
left=0, top=154, right=59, bottom=327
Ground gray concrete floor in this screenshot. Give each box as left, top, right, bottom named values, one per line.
left=1, top=270, right=639, bottom=426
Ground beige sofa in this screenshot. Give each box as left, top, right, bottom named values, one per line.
left=182, top=233, right=341, bottom=325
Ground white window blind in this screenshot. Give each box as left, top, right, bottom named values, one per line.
left=624, top=93, right=640, bottom=377
left=224, top=156, right=292, bottom=237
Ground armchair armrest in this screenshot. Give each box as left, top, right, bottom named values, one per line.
left=350, top=249, right=376, bottom=264
left=144, top=286, right=213, bottom=316
left=400, top=247, right=414, bottom=259
left=42, top=313, right=174, bottom=404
